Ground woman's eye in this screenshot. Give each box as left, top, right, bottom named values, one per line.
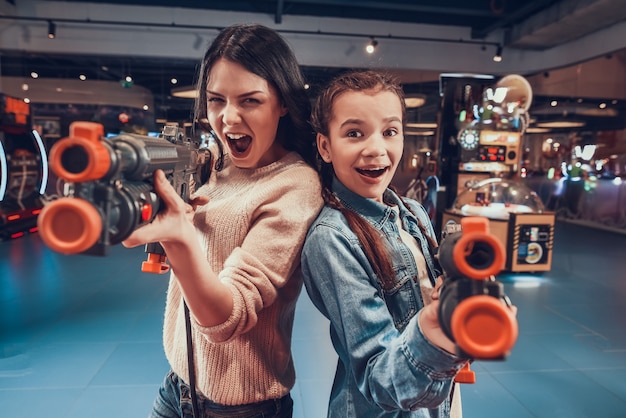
left=384, top=128, right=399, bottom=137
left=207, top=97, right=223, bottom=104
left=243, top=97, right=261, bottom=104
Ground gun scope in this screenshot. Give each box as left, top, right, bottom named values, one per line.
left=437, top=217, right=505, bottom=279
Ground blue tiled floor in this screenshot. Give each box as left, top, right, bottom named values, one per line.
left=1, top=220, right=626, bottom=417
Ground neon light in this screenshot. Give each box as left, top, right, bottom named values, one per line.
left=32, top=130, right=49, bottom=195
left=11, top=231, right=25, bottom=239
left=0, top=136, right=7, bottom=201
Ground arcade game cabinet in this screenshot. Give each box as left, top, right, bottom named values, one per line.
left=0, top=94, right=48, bottom=241
left=436, top=74, right=555, bottom=272
left=442, top=178, right=555, bottom=273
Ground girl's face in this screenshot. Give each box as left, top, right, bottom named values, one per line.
left=206, top=58, right=288, bottom=169
left=317, top=89, right=404, bottom=203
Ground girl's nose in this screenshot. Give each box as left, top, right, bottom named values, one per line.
left=362, top=134, right=387, bottom=157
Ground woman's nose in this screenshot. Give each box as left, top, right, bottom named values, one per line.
left=222, top=103, right=241, bottom=125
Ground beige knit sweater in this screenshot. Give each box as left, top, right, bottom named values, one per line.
left=161, top=151, right=323, bottom=405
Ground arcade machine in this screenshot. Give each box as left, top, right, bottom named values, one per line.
left=436, top=74, right=555, bottom=272
left=0, top=94, right=49, bottom=241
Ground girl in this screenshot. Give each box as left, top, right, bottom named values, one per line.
left=301, top=70, right=467, bottom=417
left=123, top=24, right=323, bottom=417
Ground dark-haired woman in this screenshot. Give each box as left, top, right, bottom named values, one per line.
left=123, top=23, right=323, bottom=417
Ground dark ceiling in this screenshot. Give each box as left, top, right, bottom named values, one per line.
left=45, top=0, right=556, bottom=37
left=0, top=0, right=625, bottom=128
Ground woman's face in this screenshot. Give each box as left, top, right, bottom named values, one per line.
left=317, top=89, right=404, bottom=203
left=206, top=58, right=288, bottom=169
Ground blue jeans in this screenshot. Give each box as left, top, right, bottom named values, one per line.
left=150, top=371, right=293, bottom=418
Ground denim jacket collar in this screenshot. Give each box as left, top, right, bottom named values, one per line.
left=331, top=176, right=408, bottom=226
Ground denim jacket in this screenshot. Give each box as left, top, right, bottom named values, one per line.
left=301, top=177, right=466, bottom=418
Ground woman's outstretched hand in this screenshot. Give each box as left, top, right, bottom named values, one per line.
left=122, top=170, right=209, bottom=248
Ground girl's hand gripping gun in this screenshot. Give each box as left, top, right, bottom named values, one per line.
left=436, top=217, right=518, bottom=383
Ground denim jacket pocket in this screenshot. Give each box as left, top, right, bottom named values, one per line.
left=380, top=269, right=419, bottom=331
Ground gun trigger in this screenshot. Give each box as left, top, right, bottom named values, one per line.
left=454, top=363, right=476, bottom=384
left=142, top=253, right=171, bottom=274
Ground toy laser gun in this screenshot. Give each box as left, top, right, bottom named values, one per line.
left=436, top=216, right=518, bottom=383
left=37, top=121, right=208, bottom=273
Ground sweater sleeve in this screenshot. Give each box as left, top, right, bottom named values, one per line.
left=196, top=163, right=323, bottom=342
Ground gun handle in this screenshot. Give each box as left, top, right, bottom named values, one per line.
left=142, top=242, right=171, bottom=274
left=454, top=362, right=476, bottom=384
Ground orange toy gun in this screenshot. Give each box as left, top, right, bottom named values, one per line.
left=436, top=216, right=518, bottom=383
left=37, top=121, right=208, bottom=273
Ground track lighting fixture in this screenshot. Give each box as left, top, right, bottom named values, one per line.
left=47, top=20, right=56, bottom=39
left=493, top=45, right=503, bottom=62
left=366, top=38, right=378, bottom=54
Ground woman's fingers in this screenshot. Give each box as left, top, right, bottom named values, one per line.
left=153, top=170, right=185, bottom=210
left=122, top=170, right=188, bottom=247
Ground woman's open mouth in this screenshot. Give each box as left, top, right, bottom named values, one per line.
left=226, top=133, right=252, bottom=156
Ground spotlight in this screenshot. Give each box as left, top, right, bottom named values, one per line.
left=366, top=38, right=378, bottom=54
left=493, top=45, right=502, bottom=62
left=47, top=20, right=56, bottom=39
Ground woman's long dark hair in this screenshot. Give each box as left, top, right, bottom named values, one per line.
left=311, top=70, right=437, bottom=290
left=194, top=23, right=316, bottom=167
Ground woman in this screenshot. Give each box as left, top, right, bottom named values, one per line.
left=123, top=24, right=323, bottom=417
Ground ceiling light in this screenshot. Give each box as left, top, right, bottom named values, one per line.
left=536, top=121, right=586, bottom=128
left=171, top=85, right=198, bottom=99
left=493, top=45, right=502, bottom=62
left=404, top=96, right=426, bottom=108
left=48, top=20, right=56, bottom=39
left=366, top=38, right=378, bottom=54
left=405, top=130, right=436, bottom=136
left=406, top=122, right=437, bottom=129
left=525, top=127, right=551, bottom=133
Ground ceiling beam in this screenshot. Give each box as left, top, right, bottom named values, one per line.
left=275, top=0, right=284, bottom=24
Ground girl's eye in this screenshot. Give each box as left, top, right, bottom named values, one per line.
left=346, top=130, right=363, bottom=138
left=384, top=128, right=399, bottom=137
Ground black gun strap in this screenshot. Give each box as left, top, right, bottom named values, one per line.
left=184, top=301, right=200, bottom=418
